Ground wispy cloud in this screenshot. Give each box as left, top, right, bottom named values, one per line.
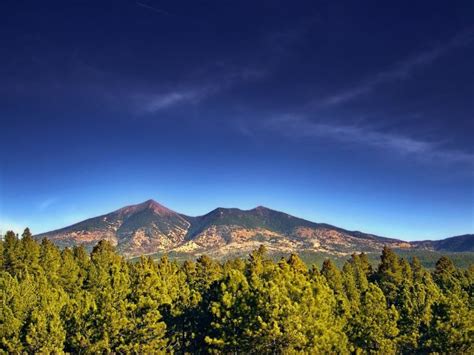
left=320, top=28, right=474, bottom=106
left=0, top=20, right=306, bottom=116
left=133, top=66, right=266, bottom=114
left=130, top=20, right=313, bottom=114
left=135, top=89, right=206, bottom=113
left=38, top=197, right=59, bottom=211
left=264, top=115, right=474, bottom=165
left=136, top=1, right=170, bottom=16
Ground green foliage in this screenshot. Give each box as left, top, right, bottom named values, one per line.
left=422, top=291, right=473, bottom=353
left=0, top=229, right=473, bottom=353
left=347, top=283, right=399, bottom=354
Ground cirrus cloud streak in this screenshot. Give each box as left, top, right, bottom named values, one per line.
left=263, top=115, right=474, bottom=166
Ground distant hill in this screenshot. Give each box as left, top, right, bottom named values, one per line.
left=35, top=199, right=473, bottom=258
left=411, top=234, right=474, bottom=252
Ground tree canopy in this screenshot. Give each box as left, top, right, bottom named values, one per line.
left=1, top=230, right=472, bottom=354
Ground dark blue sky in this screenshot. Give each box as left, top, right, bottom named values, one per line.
left=1, top=0, right=473, bottom=240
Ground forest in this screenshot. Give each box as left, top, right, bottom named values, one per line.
left=1, top=228, right=473, bottom=354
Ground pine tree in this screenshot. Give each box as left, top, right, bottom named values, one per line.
left=348, top=283, right=399, bottom=354
left=376, top=247, right=403, bottom=304
left=3, top=231, right=22, bottom=277
left=425, top=291, right=474, bottom=353
left=122, top=256, right=168, bottom=353
left=20, top=228, right=41, bottom=276
left=194, top=255, right=223, bottom=292
left=85, top=241, right=132, bottom=352
left=350, top=253, right=370, bottom=293
left=342, top=262, right=361, bottom=309
left=358, top=252, right=373, bottom=277
left=203, top=268, right=253, bottom=352
left=433, top=256, right=461, bottom=292
left=24, top=274, right=67, bottom=353
left=321, top=258, right=350, bottom=319
left=321, top=259, right=344, bottom=294
left=155, top=255, right=194, bottom=352
left=39, top=238, right=62, bottom=285
left=62, top=289, right=97, bottom=353
left=0, top=271, right=36, bottom=352
left=57, top=248, right=82, bottom=294
left=394, top=257, right=440, bottom=353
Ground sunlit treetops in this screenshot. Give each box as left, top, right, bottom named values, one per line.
left=0, top=231, right=473, bottom=353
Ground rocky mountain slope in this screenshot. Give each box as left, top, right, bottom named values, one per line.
left=35, top=199, right=473, bottom=258
left=34, top=200, right=190, bottom=255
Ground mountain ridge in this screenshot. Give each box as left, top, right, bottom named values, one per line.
left=34, top=199, right=473, bottom=257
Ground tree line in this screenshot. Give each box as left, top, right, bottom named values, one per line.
left=1, top=228, right=472, bottom=354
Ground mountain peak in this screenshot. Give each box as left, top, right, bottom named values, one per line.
left=208, top=207, right=242, bottom=214
left=140, top=199, right=176, bottom=215
left=142, top=199, right=161, bottom=208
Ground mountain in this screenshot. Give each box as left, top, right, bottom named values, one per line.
left=35, top=200, right=191, bottom=255
left=411, top=234, right=474, bottom=252
left=35, top=199, right=473, bottom=258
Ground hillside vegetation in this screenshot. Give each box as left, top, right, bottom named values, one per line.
left=1, top=229, right=473, bottom=353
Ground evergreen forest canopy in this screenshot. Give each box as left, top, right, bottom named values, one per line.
left=1, top=228, right=473, bottom=354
